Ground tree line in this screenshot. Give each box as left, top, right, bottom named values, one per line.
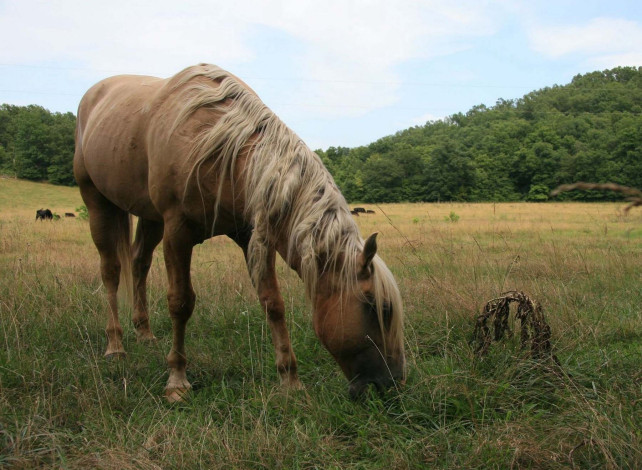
left=0, top=104, right=76, bottom=186
left=318, top=66, right=642, bottom=202
left=2, top=66, right=641, bottom=201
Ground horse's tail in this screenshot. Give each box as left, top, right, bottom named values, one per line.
left=116, top=213, right=134, bottom=311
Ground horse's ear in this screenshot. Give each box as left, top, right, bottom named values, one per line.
left=358, top=232, right=378, bottom=277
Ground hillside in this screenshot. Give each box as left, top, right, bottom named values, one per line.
left=317, top=66, right=642, bottom=202
left=0, top=177, right=82, bottom=218
left=2, top=67, right=642, bottom=203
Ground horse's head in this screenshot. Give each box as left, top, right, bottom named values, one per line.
left=313, top=233, right=405, bottom=398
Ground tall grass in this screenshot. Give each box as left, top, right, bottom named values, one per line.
left=1, top=180, right=641, bottom=468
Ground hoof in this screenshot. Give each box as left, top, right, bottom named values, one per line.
left=165, top=387, right=191, bottom=403
left=104, top=351, right=127, bottom=360
left=136, top=332, right=158, bottom=342
left=281, top=377, right=304, bottom=391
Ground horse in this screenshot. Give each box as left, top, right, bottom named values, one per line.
left=74, top=63, right=405, bottom=401
left=36, top=208, right=53, bottom=220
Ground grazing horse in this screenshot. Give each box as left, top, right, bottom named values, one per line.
left=74, top=64, right=405, bottom=401
left=36, top=208, right=53, bottom=220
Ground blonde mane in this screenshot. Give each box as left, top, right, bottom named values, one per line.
left=166, top=64, right=403, bottom=354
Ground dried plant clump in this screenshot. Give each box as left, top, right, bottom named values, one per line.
left=474, top=290, right=559, bottom=364
left=551, top=182, right=642, bottom=213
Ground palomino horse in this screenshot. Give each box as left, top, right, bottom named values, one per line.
left=74, top=64, right=405, bottom=400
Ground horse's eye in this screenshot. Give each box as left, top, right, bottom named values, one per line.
left=381, top=301, right=393, bottom=330
left=363, top=295, right=393, bottom=330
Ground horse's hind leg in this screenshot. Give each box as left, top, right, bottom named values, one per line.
left=79, top=183, right=131, bottom=358
left=162, top=214, right=196, bottom=402
left=131, top=218, right=163, bottom=341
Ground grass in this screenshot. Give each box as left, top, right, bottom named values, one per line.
left=0, top=177, right=81, bottom=218
left=1, top=179, right=641, bottom=468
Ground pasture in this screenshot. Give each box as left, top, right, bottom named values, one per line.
left=1, top=178, right=641, bottom=469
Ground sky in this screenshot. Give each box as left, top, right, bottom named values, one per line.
left=1, top=0, right=641, bottom=150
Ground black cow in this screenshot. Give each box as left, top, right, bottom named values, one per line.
left=352, top=207, right=366, bottom=213
left=35, top=209, right=53, bottom=221
left=64, top=212, right=76, bottom=218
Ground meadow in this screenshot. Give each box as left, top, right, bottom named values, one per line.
left=1, top=178, right=641, bottom=469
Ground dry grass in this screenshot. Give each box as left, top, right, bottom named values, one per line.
left=1, top=182, right=641, bottom=468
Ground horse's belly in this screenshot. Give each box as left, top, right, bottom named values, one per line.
left=80, top=78, right=163, bottom=221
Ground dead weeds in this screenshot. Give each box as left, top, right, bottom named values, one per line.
left=473, top=290, right=560, bottom=365
left=552, top=182, right=642, bottom=213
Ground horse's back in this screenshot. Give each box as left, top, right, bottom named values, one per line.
left=75, top=64, right=258, bottom=228
left=74, top=75, right=165, bottom=220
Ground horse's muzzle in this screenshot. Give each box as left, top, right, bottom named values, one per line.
left=348, top=374, right=405, bottom=400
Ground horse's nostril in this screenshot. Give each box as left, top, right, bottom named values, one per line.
left=348, top=379, right=388, bottom=400
left=348, top=382, right=365, bottom=400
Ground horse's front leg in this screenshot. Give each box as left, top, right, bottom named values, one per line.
left=162, top=216, right=196, bottom=402
left=254, top=247, right=303, bottom=389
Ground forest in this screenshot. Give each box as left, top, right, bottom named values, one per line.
left=1, top=66, right=641, bottom=201
left=318, top=66, right=642, bottom=202
left=0, top=104, right=76, bottom=186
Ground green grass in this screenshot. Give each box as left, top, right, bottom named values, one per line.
left=0, top=177, right=82, bottom=218
left=1, top=180, right=641, bottom=468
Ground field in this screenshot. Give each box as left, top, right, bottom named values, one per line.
left=1, top=178, right=641, bottom=469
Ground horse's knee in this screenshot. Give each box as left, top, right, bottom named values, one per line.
left=167, top=290, right=195, bottom=319
left=259, top=293, right=285, bottom=321
left=100, top=257, right=121, bottom=276
left=132, top=258, right=151, bottom=278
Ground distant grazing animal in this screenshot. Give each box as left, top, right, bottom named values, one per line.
left=65, top=212, right=76, bottom=218
left=35, top=209, right=53, bottom=220
left=350, top=210, right=359, bottom=216
left=353, top=207, right=366, bottom=213
left=75, top=63, right=405, bottom=402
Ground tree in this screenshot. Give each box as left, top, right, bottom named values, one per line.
left=47, top=112, right=76, bottom=186
left=0, top=104, right=77, bottom=184
left=14, top=106, right=53, bottom=180
left=361, top=153, right=404, bottom=202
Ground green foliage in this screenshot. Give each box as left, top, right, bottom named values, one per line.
left=0, top=104, right=76, bottom=186
left=526, top=184, right=550, bottom=202
left=321, top=66, right=642, bottom=202
left=444, top=211, right=460, bottom=222
left=4, top=66, right=642, bottom=198
left=76, top=204, right=89, bottom=220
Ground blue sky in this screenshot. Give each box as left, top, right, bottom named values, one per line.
left=1, top=0, right=641, bottom=149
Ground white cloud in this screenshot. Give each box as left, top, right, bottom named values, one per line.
left=528, top=17, right=642, bottom=67
left=241, top=0, right=501, bottom=117
left=0, top=0, right=503, bottom=118
left=589, top=52, right=642, bottom=69
left=408, top=112, right=443, bottom=127
left=0, top=0, right=254, bottom=74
